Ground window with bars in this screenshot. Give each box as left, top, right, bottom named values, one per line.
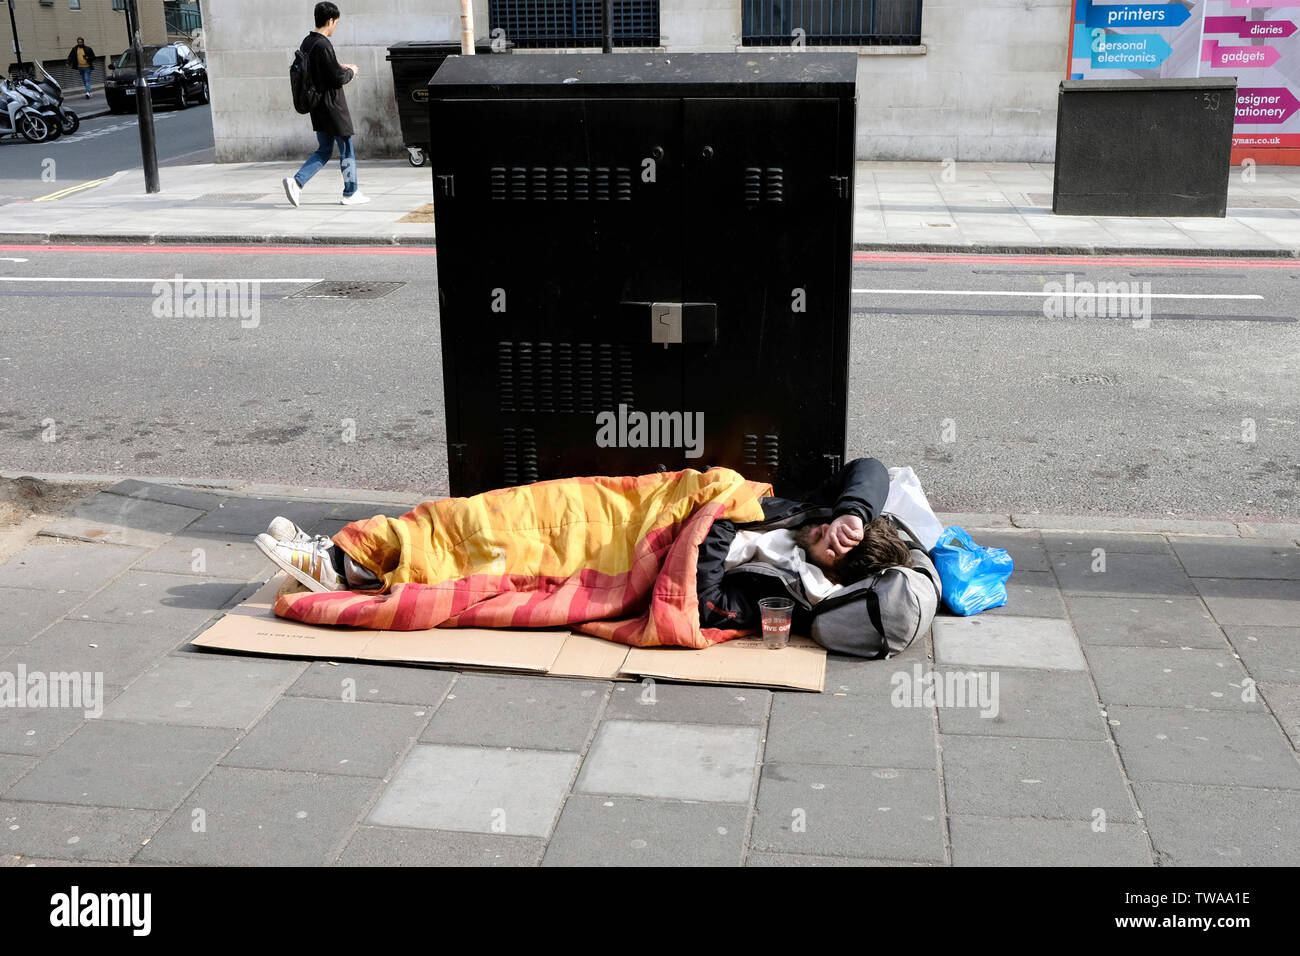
left=489, top=0, right=661, bottom=49
left=742, top=0, right=922, bottom=46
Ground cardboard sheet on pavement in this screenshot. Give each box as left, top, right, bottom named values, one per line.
left=191, top=574, right=826, bottom=691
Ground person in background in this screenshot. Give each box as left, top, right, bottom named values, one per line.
left=66, top=37, right=96, bottom=99
left=282, top=2, right=370, bottom=207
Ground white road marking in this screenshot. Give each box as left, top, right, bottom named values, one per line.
left=45, top=112, right=180, bottom=145
left=852, top=288, right=1264, bottom=300
left=0, top=258, right=28, bottom=263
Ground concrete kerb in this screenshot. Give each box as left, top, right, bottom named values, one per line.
left=0, top=233, right=1295, bottom=256
left=852, top=241, right=1300, bottom=257
left=4, top=472, right=1296, bottom=541
left=0, top=232, right=435, bottom=247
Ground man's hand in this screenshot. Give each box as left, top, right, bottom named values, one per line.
left=827, top=514, right=864, bottom=556
left=343, top=63, right=359, bottom=75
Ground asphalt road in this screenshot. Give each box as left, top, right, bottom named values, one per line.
left=0, top=245, right=1296, bottom=521
left=0, top=105, right=215, bottom=203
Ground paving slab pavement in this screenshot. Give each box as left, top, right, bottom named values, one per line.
left=4, top=159, right=1300, bottom=255
left=0, top=478, right=1296, bottom=866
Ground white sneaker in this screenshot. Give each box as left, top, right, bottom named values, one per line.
left=85, top=91, right=92, bottom=99
left=267, top=516, right=312, bottom=544
left=340, top=191, right=371, bottom=205
left=254, top=533, right=344, bottom=592
left=282, top=176, right=301, bottom=208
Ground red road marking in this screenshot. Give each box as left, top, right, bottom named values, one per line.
left=0, top=243, right=436, bottom=256
left=855, top=251, right=1299, bottom=269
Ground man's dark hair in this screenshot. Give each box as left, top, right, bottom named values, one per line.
left=832, top=517, right=913, bottom=586
left=77, top=37, right=85, bottom=44
left=314, top=2, right=341, bottom=28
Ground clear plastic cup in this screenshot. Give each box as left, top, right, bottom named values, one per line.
left=758, top=596, right=795, bottom=650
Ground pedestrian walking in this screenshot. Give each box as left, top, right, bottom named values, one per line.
left=66, top=37, right=96, bottom=99
left=283, top=2, right=370, bottom=207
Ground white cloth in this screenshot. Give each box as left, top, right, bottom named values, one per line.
left=724, top=528, right=842, bottom=604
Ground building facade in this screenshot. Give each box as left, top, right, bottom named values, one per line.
left=203, top=0, right=1069, bottom=163
left=1, top=0, right=187, bottom=77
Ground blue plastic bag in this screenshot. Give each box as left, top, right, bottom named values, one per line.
left=929, top=526, right=1015, bottom=616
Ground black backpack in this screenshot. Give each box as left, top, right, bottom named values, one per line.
left=290, top=47, right=320, bottom=114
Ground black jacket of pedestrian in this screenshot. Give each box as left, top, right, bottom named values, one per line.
left=300, top=31, right=354, bottom=138
left=696, top=457, right=890, bottom=631
left=66, top=44, right=96, bottom=68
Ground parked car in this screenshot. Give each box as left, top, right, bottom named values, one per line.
left=105, top=42, right=209, bottom=113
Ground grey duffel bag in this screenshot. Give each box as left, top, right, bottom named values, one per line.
left=809, top=515, right=943, bottom=659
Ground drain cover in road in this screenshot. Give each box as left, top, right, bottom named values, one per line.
left=290, top=280, right=406, bottom=299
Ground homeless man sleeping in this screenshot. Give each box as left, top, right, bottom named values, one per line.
left=254, top=457, right=916, bottom=655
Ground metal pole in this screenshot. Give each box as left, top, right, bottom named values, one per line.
left=6, top=0, right=25, bottom=76
left=126, top=0, right=160, bottom=193
left=602, top=0, right=613, bottom=53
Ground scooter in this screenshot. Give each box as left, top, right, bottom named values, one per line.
left=19, top=64, right=79, bottom=136
left=0, top=79, right=56, bottom=143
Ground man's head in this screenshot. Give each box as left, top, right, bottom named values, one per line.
left=77, top=37, right=85, bottom=46
left=794, top=516, right=913, bottom=585
left=314, top=2, right=341, bottom=31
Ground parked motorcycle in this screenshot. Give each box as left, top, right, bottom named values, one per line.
left=20, top=64, right=80, bottom=136
left=0, top=79, right=57, bottom=143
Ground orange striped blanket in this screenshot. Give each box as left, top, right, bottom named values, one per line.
left=273, top=468, right=772, bottom=649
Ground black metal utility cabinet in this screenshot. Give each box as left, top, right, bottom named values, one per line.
left=429, top=52, right=858, bottom=497
left=1053, top=78, right=1236, bottom=218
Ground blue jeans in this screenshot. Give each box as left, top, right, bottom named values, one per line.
left=294, top=132, right=358, bottom=198
left=78, top=66, right=93, bottom=94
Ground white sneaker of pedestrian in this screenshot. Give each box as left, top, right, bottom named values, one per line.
left=340, top=192, right=371, bottom=206
left=85, top=91, right=92, bottom=99
left=283, top=176, right=301, bottom=208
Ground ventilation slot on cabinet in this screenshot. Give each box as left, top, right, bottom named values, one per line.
left=490, top=164, right=633, bottom=200
left=497, top=342, right=515, bottom=412
left=743, top=166, right=785, bottom=204
left=576, top=343, right=595, bottom=412
left=502, top=427, right=538, bottom=486
left=742, top=433, right=780, bottom=471
left=515, top=341, right=535, bottom=412
left=498, top=341, right=634, bottom=415
left=596, top=343, right=615, bottom=410
left=765, top=167, right=784, bottom=203
left=555, top=342, right=575, bottom=412
left=536, top=342, right=555, bottom=413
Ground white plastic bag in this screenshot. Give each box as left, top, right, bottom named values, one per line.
left=882, top=466, right=944, bottom=551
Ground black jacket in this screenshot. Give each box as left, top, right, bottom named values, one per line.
left=301, top=31, right=354, bottom=137
left=697, top=457, right=890, bottom=632
left=67, top=44, right=96, bottom=68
